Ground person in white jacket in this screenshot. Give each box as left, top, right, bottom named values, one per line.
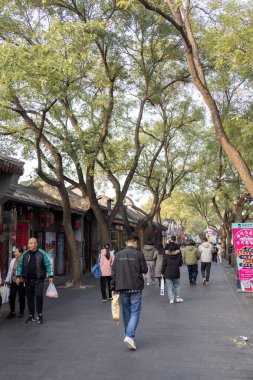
left=198, top=237, right=214, bottom=285
left=5, top=247, right=25, bottom=319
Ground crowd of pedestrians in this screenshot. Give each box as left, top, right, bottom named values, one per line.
left=110, top=234, right=220, bottom=351
left=1, top=233, right=220, bottom=351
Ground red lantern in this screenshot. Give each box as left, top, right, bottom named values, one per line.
left=27, top=212, right=33, bottom=221
left=39, top=212, right=50, bottom=229
left=49, top=212, right=55, bottom=225
left=11, top=226, right=16, bottom=242
left=72, top=219, right=81, bottom=230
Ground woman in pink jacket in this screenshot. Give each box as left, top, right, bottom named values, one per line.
left=100, top=244, right=114, bottom=302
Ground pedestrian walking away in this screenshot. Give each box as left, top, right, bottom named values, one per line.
left=161, top=242, right=183, bottom=304
left=142, top=241, right=157, bottom=285
left=164, top=235, right=181, bottom=253
left=111, top=236, right=148, bottom=351
left=153, top=243, right=165, bottom=286
left=212, top=244, right=218, bottom=263
left=16, top=237, right=53, bottom=324
left=5, top=247, right=26, bottom=319
left=100, top=243, right=114, bottom=302
left=198, top=237, right=213, bottom=285
left=183, top=240, right=200, bottom=286
left=217, top=243, right=222, bottom=263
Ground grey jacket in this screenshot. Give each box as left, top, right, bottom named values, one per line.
left=142, top=245, right=157, bottom=262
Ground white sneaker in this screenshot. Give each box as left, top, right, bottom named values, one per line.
left=176, top=297, right=184, bottom=303
left=170, top=299, right=174, bottom=304
left=124, top=336, right=136, bottom=350
left=147, top=283, right=150, bottom=286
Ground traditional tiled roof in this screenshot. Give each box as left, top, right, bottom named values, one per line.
left=8, top=184, right=89, bottom=213
left=0, top=154, right=24, bottom=175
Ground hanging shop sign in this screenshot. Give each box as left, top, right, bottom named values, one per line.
left=232, top=223, right=253, bottom=292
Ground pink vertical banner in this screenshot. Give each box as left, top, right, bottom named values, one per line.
left=232, top=223, right=253, bottom=292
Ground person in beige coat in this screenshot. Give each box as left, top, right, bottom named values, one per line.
left=198, top=237, right=214, bottom=285
left=142, top=241, right=157, bottom=285
left=154, top=244, right=165, bottom=286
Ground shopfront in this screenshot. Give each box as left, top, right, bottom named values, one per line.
left=0, top=155, right=24, bottom=277
left=35, top=230, right=66, bottom=275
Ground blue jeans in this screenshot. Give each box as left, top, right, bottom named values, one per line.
left=166, top=279, right=180, bottom=301
left=120, top=292, right=142, bottom=338
left=187, top=265, right=198, bottom=283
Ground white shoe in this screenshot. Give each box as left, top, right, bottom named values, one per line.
left=176, top=297, right=184, bottom=303
left=147, top=283, right=150, bottom=286
left=124, top=336, right=136, bottom=350
left=170, top=299, right=174, bottom=304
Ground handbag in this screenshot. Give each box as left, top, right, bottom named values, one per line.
left=91, top=263, right=101, bottom=279
left=160, top=277, right=165, bottom=296
left=1, top=284, right=10, bottom=304
left=111, top=294, right=120, bottom=325
left=46, top=283, right=58, bottom=298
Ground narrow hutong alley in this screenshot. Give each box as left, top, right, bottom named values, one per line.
left=1, top=262, right=253, bottom=380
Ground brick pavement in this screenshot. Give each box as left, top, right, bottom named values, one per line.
left=0, top=262, right=253, bottom=380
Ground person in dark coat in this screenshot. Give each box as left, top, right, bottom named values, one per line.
left=111, top=236, right=148, bottom=351
left=161, top=242, right=183, bottom=304
left=164, top=235, right=180, bottom=252
left=212, top=244, right=218, bottom=263
left=16, top=238, right=53, bottom=324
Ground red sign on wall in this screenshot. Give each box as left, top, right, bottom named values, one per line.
left=16, top=222, right=29, bottom=249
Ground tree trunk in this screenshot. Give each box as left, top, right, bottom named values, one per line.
left=59, top=187, right=82, bottom=286
left=98, top=219, right=111, bottom=247
left=180, top=23, right=253, bottom=196
left=138, top=0, right=253, bottom=196
left=220, top=227, right=227, bottom=258
left=147, top=219, right=153, bottom=242
left=86, top=164, right=111, bottom=246
left=154, top=208, right=163, bottom=244
left=120, top=205, right=132, bottom=236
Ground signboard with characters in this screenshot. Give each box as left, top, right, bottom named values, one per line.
left=232, top=223, right=253, bottom=292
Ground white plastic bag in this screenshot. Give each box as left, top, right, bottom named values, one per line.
left=46, top=283, right=58, bottom=298
left=1, top=285, right=10, bottom=304
left=160, top=277, right=165, bottom=296
left=111, top=294, right=120, bottom=325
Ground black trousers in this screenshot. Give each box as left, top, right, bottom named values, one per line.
left=212, top=252, right=218, bottom=263
left=201, top=262, right=211, bottom=281
left=9, top=282, right=26, bottom=313
left=187, top=265, right=198, bottom=283
left=100, top=276, right=112, bottom=300
left=25, top=280, right=44, bottom=316
left=156, top=277, right=166, bottom=286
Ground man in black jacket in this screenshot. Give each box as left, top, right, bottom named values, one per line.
left=111, top=236, right=148, bottom=350
left=16, top=238, right=53, bottom=324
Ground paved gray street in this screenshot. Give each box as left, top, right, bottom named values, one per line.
left=1, top=262, right=253, bottom=380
